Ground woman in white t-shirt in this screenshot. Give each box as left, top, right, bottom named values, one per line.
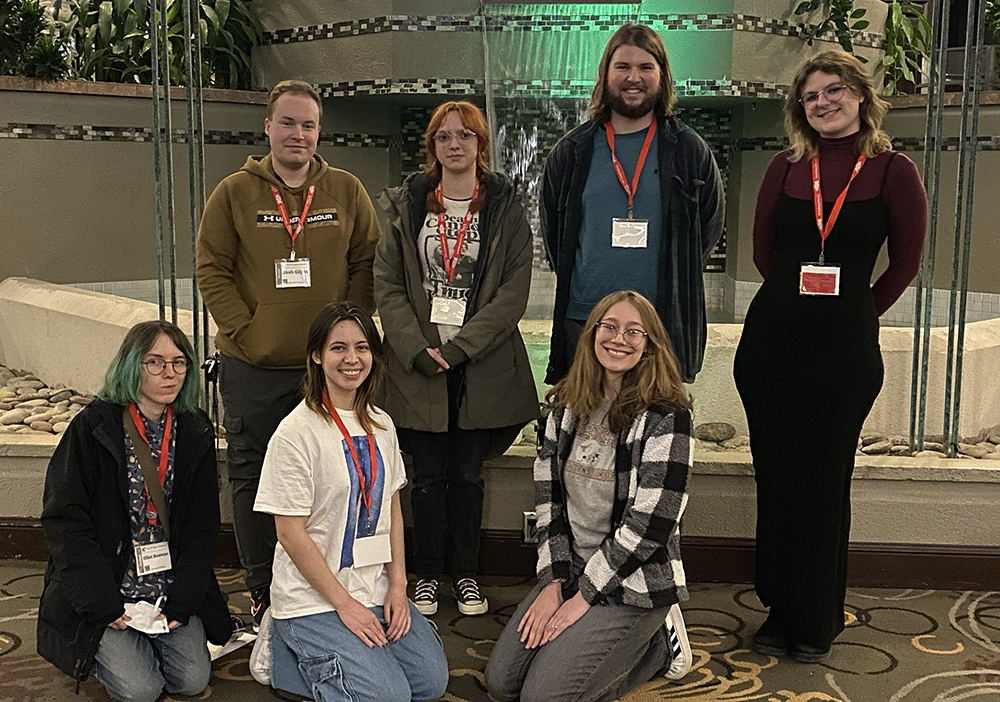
left=254, top=301, right=449, bottom=702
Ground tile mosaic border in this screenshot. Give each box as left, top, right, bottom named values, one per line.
left=262, top=13, right=884, bottom=50
left=0, top=123, right=397, bottom=148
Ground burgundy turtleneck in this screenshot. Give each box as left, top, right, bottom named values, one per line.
left=752, top=134, right=927, bottom=316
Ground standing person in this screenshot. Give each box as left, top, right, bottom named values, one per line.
left=375, top=100, right=539, bottom=617
left=542, top=22, right=725, bottom=386
left=197, top=79, right=381, bottom=624
left=485, top=290, right=695, bottom=702
left=37, top=321, right=232, bottom=702
left=733, top=50, right=926, bottom=662
left=253, top=302, right=449, bottom=702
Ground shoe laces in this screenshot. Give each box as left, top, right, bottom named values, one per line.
left=454, top=578, right=484, bottom=602
left=414, top=579, right=439, bottom=600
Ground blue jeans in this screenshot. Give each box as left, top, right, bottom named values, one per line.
left=92, top=615, right=211, bottom=702
left=274, top=601, right=449, bottom=702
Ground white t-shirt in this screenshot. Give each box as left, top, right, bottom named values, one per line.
left=417, top=196, right=480, bottom=343
left=254, top=401, right=407, bottom=620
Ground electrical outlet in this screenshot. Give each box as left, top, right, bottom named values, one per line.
left=522, top=511, right=538, bottom=544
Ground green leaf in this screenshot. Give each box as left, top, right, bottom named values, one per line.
left=98, top=1, right=113, bottom=43
left=850, top=8, right=865, bottom=18
left=202, top=4, right=218, bottom=29
left=199, top=17, right=207, bottom=44
left=112, top=0, right=130, bottom=17
left=852, top=20, right=869, bottom=30
left=214, top=0, right=229, bottom=27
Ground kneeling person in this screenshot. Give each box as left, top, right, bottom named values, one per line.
left=254, top=302, right=449, bottom=702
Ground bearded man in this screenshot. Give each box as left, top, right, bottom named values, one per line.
left=541, top=23, right=725, bottom=384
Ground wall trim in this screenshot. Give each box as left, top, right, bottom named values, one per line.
left=4, top=520, right=995, bottom=590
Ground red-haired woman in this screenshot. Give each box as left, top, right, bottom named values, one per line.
left=375, top=101, right=539, bottom=616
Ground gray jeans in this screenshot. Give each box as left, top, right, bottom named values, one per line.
left=484, top=583, right=670, bottom=702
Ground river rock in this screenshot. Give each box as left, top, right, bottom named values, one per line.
left=49, top=412, right=72, bottom=424
left=53, top=422, right=69, bottom=434
left=48, top=390, right=72, bottom=403
left=862, top=439, right=892, bottom=455
left=69, top=395, right=91, bottom=405
left=0, top=402, right=12, bottom=411
left=15, top=399, right=48, bottom=409
left=922, top=441, right=944, bottom=452
left=860, top=434, right=885, bottom=447
left=695, top=422, right=736, bottom=442
left=915, top=450, right=948, bottom=458
left=958, top=443, right=990, bottom=459
left=695, top=438, right=725, bottom=452
left=0, top=387, right=15, bottom=399
left=982, top=451, right=1000, bottom=460
left=889, top=445, right=913, bottom=456
left=721, top=435, right=750, bottom=449
left=14, top=379, right=45, bottom=390
left=890, top=437, right=909, bottom=446
left=54, top=400, right=71, bottom=411
left=29, top=421, right=54, bottom=433
left=0, top=409, right=32, bottom=425
left=69, top=403, right=83, bottom=412
left=988, top=428, right=1000, bottom=444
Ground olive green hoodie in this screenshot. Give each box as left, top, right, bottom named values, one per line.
left=197, top=154, right=380, bottom=369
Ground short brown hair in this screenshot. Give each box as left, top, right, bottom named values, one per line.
left=589, top=23, right=676, bottom=124
left=422, top=100, right=491, bottom=214
left=268, top=80, right=323, bottom=121
left=784, top=50, right=891, bottom=162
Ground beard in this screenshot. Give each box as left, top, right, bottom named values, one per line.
left=607, top=85, right=659, bottom=120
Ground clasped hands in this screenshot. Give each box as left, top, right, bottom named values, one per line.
left=516, top=581, right=591, bottom=649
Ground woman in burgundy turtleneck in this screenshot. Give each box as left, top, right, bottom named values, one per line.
left=733, top=51, right=927, bottom=663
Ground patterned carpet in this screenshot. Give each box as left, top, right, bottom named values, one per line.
left=1, top=561, right=998, bottom=701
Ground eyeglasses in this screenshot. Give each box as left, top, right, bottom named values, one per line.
left=433, top=129, right=477, bottom=144
left=595, top=322, right=648, bottom=346
left=799, top=83, right=850, bottom=108
left=143, top=358, right=189, bottom=375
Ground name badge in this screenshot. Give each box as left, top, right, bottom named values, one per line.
left=430, top=296, right=467, bottom=326
left=799, top=263, right=841, bottom=296
left=353, top=533, right=392, bottom=568
left=611, top=218, right=648, bottom=248
left=275, top=258, right=312, bottom=288
left=134, top=541, right=172, bottom=576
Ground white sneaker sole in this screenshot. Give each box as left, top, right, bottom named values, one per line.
left=456, top=598, right=489, bottom=616
left=664, top=603, right=693, bottom=680
left=413, top=599, right=438, bottom=616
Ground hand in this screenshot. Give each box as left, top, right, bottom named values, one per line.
left=426, top=347, right=449, bottom=373
left=383, top=584, right=411, bottom=642
left=517, top=581, right=563, bottom=649
left=168, top=620, right=181, bottom=631
left=337, top=597, right=388, bottom=648
left=539, top=591, right=590, bottom=646
left=108, top=614, right=131, bottom=630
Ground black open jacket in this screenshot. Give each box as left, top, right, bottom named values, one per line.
left=540, top=115, right=726, bottom=384
left=37, top=399, right=232, bottom=684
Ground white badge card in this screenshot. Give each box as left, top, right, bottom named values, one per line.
left=353, top=533, right=392, bottom=568
left=134, top=541, right=172, bottom=576
left=275, top=258, right=312, bottom=288
left=430, top=296, right=467, bottom=326
left=611, top=218, right=648, bottom=248
left=799, top=264, right=841, bottom=296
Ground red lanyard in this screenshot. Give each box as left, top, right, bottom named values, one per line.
left=270, top=184, right=316, bottom=260
left=435, top=180, right=479, bottom=283
left=811, top=153, right=866, bottom=263
left=321, top=392, right=377, bottom=519
left=606, top=119, right=657, bottom=220
left=128, top=402, right=172, bottom=525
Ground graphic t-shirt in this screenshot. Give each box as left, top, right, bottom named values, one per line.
left=417, top=196, right=480, bottom=343
left=563, top=400, right=616, bottom=562
left=255, top=401, right=407, bottom=619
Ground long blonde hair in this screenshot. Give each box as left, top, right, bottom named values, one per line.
left=784, top=50, right=891, bottom=162
left=546, top=291, right=692, bottom=434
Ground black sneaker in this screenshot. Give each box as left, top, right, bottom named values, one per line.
left=413, top=578, right=439, bottom=616
left=250, top=585, right=270, bottom=631
left=453, top=578, right=489, bottom=616
left=751, top=615, right=788, bottom=657
left=790, top=643, right=831, bottom=663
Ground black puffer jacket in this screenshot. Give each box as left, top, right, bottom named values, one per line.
left=37, top=400, right=232, bottom=685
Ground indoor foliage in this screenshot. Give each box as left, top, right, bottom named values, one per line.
left=0, top=0, right=69, bottom=78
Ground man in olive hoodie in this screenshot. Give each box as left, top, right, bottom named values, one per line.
left=196, top=80, right=380, bottom=624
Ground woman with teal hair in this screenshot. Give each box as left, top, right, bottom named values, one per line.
left=37, top=320, right=232, bottom=702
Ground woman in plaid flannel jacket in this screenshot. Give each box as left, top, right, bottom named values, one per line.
left=486, top=290, right=695, bottom=702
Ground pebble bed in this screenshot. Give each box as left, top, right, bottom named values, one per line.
left=0, top=365, right=93, bottom=436
left=693, top=421, right=1000, bottom=460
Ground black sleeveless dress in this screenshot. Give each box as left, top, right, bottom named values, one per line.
left=733, top=185, right=888, bottom=649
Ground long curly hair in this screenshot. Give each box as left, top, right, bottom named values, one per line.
left=546, top=291, right=692, bottom=434
left=784, top=50, right=892, bottom=162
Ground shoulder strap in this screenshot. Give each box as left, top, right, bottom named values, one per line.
left=122, top=407, right=170, bottom=539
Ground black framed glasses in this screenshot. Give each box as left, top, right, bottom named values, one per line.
left=143, top=358, right=189, bottom=375
left=595, top=322, right=648, bottom=346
